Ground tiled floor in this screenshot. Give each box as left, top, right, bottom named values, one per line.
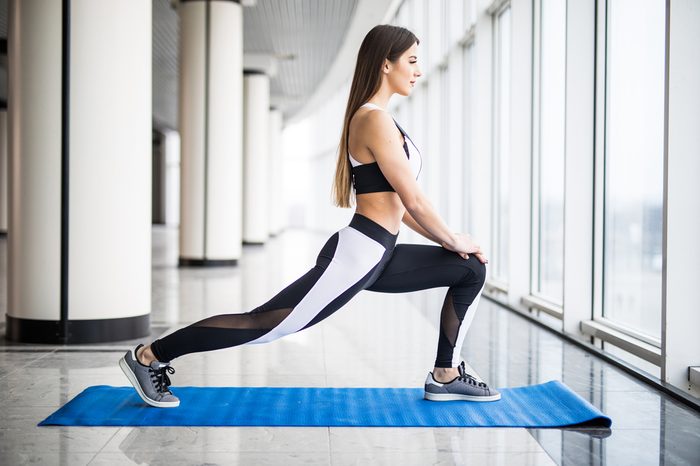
left=0, top=225, right=698, bottom=465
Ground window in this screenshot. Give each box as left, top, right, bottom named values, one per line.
left=531, top=0, right=566, bottom=304
left=597, top=0, right=665, bottom=341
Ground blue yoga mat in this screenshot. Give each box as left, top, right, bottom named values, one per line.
left=39, top=380, right=611, bottom=428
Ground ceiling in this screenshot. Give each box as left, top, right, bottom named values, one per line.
left=0, top=0, right=362, bottom=131
left=154, top=0, right=359, bottom=130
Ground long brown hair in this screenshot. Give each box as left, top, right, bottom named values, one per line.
left=332, top=25, right=419, bottom=208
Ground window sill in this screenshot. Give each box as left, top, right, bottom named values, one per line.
left=520, top=295, right=563, bottom=319
left=580, top=319, right=662, bottom=366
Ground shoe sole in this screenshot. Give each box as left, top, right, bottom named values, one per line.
left=424, top=391, right=501, bottom=402
left=119, top=356, right=180, bottom=408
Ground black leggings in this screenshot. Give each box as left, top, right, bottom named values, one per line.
left=151, top=213, right=487, bottom=368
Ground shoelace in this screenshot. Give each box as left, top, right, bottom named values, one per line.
left=457, top=361, right=488, bottom=388
left=149, top=364, right=176, bottom=394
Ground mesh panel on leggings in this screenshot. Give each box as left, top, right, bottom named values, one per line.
left=190, top=307, right=294, bottom=330
left=439, top=290, right=461, bottom=348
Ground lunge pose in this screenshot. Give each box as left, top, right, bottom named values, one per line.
left=120, top=24, right=500, bottom=408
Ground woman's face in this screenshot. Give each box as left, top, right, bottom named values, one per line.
left=384, top=42, right=421, bottom=96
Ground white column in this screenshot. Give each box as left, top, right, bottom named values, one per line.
left=506, top=0, right=533, bottom=312
left=561, top=0, right=596, bottom=339
left=471, top=3, right=494, bottom=256
left=242, top=72, right=270, bottom=244
left=268, top=108, right=283, bottom=235
left=7, top=0, right=151, bottom=343
left=662, top=0, right=700, bottom=397
left=179, top=0, right=243, bottom=265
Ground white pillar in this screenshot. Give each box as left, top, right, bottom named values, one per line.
left=7, top=0, right=152, bottom=343
left=179, top=0, right=243, bottom=265
left=268, top=108, right=283, bottom=236
left=242, top=72, right=270, bottom=244
left=506, top=0, right=533, bottom=311
left=562, top=0, right=595, bottom=338
left=661, top=0, right=700, bottom=397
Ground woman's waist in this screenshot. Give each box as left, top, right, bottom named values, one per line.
left=354, top=199, right=403, bottom=234
left=348, top=212, right=400, bottom=250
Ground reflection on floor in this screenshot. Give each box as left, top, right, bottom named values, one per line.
left=0, top=225, right=698, bottom=465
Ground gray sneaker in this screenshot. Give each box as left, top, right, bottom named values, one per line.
left=119, top=344, right=180, bottom=408
left=424, top=361, right=501, bottom=402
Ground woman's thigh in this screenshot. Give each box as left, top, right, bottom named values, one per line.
left=366, top=244, right=486, bottom=293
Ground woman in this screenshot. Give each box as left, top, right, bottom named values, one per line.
left=120, top=24, right=500, bottom=408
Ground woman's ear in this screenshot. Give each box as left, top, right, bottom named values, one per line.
left=383, top=58, right=391, bottom=74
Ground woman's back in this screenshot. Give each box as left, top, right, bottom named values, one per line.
left=347, top=103, right=422, bottom=234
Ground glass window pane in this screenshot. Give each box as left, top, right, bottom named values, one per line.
left=536, top=0, right=566, bottom=302
left=602, top=0, right=665, bottom=339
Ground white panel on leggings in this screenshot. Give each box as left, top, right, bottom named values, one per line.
left=451, top=281, right=486, bottom=367
left=247, top=226, right=386, bottom=344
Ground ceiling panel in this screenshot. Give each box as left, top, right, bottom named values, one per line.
left=0, top=0, right=357, bottom=131
left=156, top=0, right=358, bottom=130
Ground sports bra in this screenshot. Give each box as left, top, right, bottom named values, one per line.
left=348, top=102, right=422, bottom=194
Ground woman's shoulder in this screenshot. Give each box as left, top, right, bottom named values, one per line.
left=352, top=107, right=397, bottom=139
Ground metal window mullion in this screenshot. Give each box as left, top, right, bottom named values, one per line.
left=592, top=0, right=608, bottom=328
left=531, top=0, right=543, bottom=298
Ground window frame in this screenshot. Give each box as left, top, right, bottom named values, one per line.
left=584, top=0, right=665, bottom=361
left=528, top=0, right=568, bottom=310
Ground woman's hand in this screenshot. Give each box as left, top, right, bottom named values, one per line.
left=441, top=233, right=489, bottom=264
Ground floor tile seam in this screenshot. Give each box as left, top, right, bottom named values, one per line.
left=326, top=446, right=553, bottom=454
left=91, top=450, right=333, bottom=459
left=87, top=426, right=122, bottom=462
left=0, top=367, right=21, bottom=382
left=327, top=450, right=559, bottom=461
left=319, top=320, right=333, bottom=458
left=0, top=349, right=57, bottom=381
left=524, top=428, right=562, bottom=463
left=93, top=446, right=335, bottom=454
left=0, top=444, right=114, bottom=455
left=536, top=444, right=559, bottom=465
left=521, top=450, right=561, bottom=459
left=4, top=404, right=63, bottom=409
left=326, top=427, right=333, bottom=466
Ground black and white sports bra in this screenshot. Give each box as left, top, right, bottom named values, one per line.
left=349, top=102, right=422, bottom=194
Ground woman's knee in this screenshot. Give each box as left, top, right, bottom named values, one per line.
left=466, top=256, right=487, bottom=286
left=474, top=260, right=487, bottom=285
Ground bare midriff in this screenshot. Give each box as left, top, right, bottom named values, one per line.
left=354, top=193, right=405, bottom=235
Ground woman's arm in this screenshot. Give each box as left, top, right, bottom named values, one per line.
left=363, top=111, right=460, bottom=250
left=402, top=210, right=441, bottom=244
